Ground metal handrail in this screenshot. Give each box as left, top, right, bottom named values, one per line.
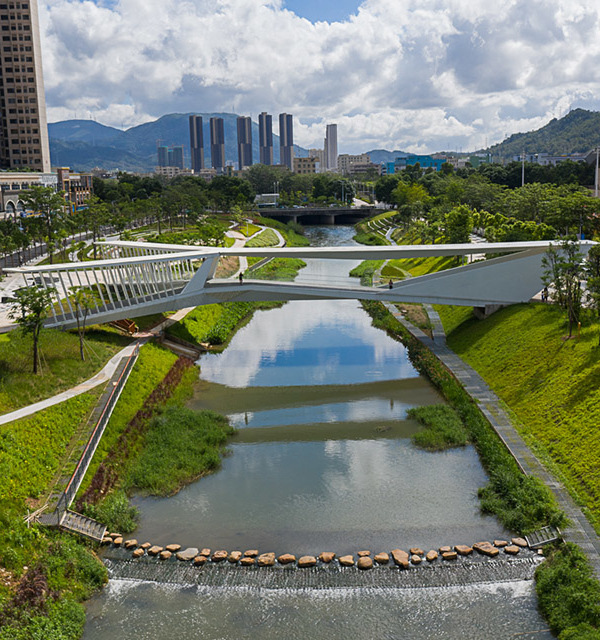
left=55, top=344, right=140, bottom=516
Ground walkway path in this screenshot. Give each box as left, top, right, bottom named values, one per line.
left=384, top=301, right=600, bottom=579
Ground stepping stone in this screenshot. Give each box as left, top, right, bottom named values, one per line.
left=148, top=546, right=163, bottom=556
left=475, top=544, right=499, bottom=558
left=113, top=537, right=123, bottom=546
left=193, top=556, right=207, bottom=566
left=257, top=553, right=276, bottom=567
left=455, top=545, right=473, bottom=556
left=391, top=549, right=410, bottom=569
left=298, top=556, right=317, bottom=568
left=338, top=555, right=355, bottom=567
left=442, top=551, right=458, bottom=561
left=212, top=550, right=228, bottom=562
left=439, top=546, right=451, bottom=554
left=124, top=539, right=138, bottom=550
left=132, top=548, right=145, bottom=559
left=244, top=549, right=259, bottom=557
left=374, top=553, right=389, bottom=564
left=166, top=544, right=181, bottom=553
left=319, top=552, right=336, bottom=563
left=426, top=550, right=438, bottom=562
left=357, top=550, right=371, bottom=557
left=101, top=536, right=112, bottom=545
left=240, top=556, right=256, bottom=566
left=511, top=537, right=528, bottom=548
left=357, top=557, right=373, bottom=570
left=140, top=542, right=152, bottom=550
left=159, top=550, right=172, bottom=560
left=409, top=548, right=424, bottom=556
left=504, top=545, right=520, bottom=555
left=200, top=548, right=211, bottom=557
left=278, top=554, right=296, bottom=565
left=411, top=555, right=422, bottom=565
left=494, top=540, right=508, bottom=548
left=176, top=548, right=199, bottom=562
left=228, top=551, right=242, bottom=563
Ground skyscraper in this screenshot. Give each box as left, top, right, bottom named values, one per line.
left=0, top=0, right=51, bottom=172
left=279, top=113, right=294, bottom=171
left=157, top=145, right=168, bottom=167
left=324, top=124, right=338, bottom=171
left=237, top=116, right=253, bottom=170
left=170, top=145, right=184, bottom=170
left=189, top=115, right=204, bottom=172
left=259, top=112, right=273, bottom=165
left=210, top=117, right=225, bottom=170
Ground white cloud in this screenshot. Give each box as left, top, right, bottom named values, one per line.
left=39, top=0, right=600, bottom=152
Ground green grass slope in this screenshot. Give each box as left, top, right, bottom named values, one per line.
left=447, top=303, right=600, bottom=531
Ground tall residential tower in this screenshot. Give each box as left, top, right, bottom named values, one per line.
left=258, top=111, right=273, bottom=165
left=236, top=116, right=253, bottom=170
left=189, top=115, right=204, bottom=172
left=210, top=117, right=225, bottom=171
left=279, top=113, right=294, bottom=170
left=0, top=0, right=51, bottom=172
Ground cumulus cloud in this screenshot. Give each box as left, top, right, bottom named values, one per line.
left=39, top=0, right=600, bottom=152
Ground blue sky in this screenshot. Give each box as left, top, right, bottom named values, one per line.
left=283, top=0, right=362, bottom=23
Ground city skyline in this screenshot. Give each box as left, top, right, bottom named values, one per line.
left=35, top=1, right=600, bottom=155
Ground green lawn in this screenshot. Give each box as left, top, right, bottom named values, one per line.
left=236, top=222, right=261, bottom=237
left=246, top=228, right=279, bottom=247
left=0, top=327, right=131, bottom=415
left=447, top=303, right=600, bottom=532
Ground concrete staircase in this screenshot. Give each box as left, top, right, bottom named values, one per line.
left=59, top=510, right=106, bottom=542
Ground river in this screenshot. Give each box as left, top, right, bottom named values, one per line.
left=83, top=225, right=552, bottom=639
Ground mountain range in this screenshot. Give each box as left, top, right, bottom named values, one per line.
left=49, top=113, right=309, bottom=173
left=48, top=109, right=600, bottom=173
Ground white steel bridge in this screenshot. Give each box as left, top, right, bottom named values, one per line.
left=5, top=240, right=595, bottom=330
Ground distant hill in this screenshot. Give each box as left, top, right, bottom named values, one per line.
left=486, top=109, right=600, bottom=161
left=48, top=113, right=308, bottom=172
left=364, top=149, right=407, bottom=165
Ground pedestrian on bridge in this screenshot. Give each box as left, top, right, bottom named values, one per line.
left=239, top=272, right=244, bottom=284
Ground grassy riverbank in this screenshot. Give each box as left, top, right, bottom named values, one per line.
left=0, top=391, right=109, bottom=639
left=446, top=303, right=600, bottom=534
left=79, top=341, right=235, bottom=529
left=0, top=327, right=131, bottom=415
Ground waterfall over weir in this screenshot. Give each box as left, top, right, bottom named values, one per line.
left=103, top=553, right=543, bottom=591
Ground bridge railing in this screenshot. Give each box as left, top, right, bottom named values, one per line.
left=55, top=344, right=140, bottom=517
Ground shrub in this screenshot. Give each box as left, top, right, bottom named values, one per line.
left=408, top=405, right=469, bottom=450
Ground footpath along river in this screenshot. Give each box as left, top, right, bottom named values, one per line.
left=83, top=226, right=552, bottom=639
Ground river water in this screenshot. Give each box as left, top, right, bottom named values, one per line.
left=83, top=226, right=552, bottom=639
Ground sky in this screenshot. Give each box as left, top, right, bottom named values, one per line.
left=39, top=0, right=600, bottom=154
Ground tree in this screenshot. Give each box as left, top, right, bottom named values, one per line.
left=542, top=238, right=584, bottom=338
left=20, top=186, right=67, bottom=265
left=78, top=196, right=110, bottom=259
left=444, top=205, right=473, bottom=244
left=391, top=182, right=429, bottom=227
left=72, top=287, right=100, bottom=361
left=585, top=244, right=600, bottom=345
left=8, top=285, right=56, bottom=374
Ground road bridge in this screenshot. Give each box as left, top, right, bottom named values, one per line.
left=259, top=206, right=380, bottom=224
left=5, top=240, right=595, bottom=330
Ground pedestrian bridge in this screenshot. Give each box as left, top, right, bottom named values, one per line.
left=5, top=240, right=595, bottom=330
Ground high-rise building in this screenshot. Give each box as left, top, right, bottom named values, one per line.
left=0, top=0, right=51, bottom=172
left=237, top=116, right=253, bottom=170
left=157, top=145, right=169, bottom=167
left=170, top=145, right=184, bottom=170
left=210, top=117, right=225, bottom=170
left=189, top=115, right=204, bottom=172
left=259, top=112, right=273, bottom=165
left=279, top=113, right=294, bottom=171
left=324, top=124, right=338, bottom=171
